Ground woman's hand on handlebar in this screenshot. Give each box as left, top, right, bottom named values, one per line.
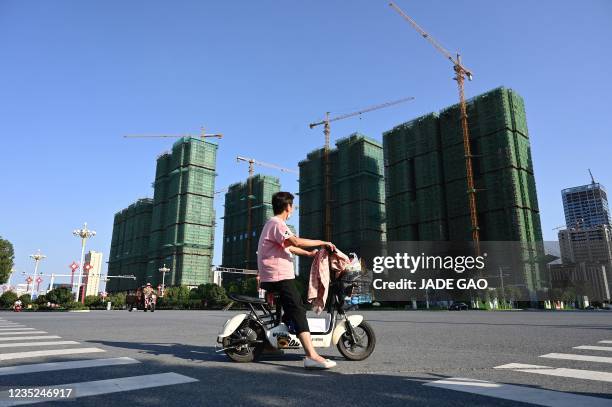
left=325, top=242, right=336, bottom=252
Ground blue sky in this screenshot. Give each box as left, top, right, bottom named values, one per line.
left=1, top=1, right=611, bottom=289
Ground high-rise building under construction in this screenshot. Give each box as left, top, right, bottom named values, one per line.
left=107, top=198, right=153, bottom=292
left=298, top=133, right=386, bottom=280
left=384, top=87, right=542, bottom=244
left=384, top=87, right=543, bottom=292
left=108, top=137, right=218, bottom=291
left=222, top=174, right=280, bottom=270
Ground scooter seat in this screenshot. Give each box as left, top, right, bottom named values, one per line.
left=229, top=294, right=266, bottom=304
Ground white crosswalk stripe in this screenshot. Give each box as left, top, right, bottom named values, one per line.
left=0, top=322, right=199, bottom=404
left=0, top=336, right=60, bottom=342
left=495, top=363, right=612, bottom=383
left=574, top=345, right=612, bottom=352
left=0, top=328, right=36, bottom=332
left=599, top=340, right=612, bottom=344
left=0, top=348, right=106, bottom=361
left=540, top=353, right=612, bottom=364
left=0, top=341, right=79, bottom=349
left=0, top=357, right=139, bottom=376
left=424, top=377, right=612, bottom=407
left=0, top=372, right=198, bottom=406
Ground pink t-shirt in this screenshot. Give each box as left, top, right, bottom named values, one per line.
left=257, top=217, right=295, bottom=282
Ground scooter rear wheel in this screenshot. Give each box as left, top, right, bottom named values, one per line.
left=337, top=321, right=376, bottom=361
left=223, top=320, right=265, bottom=363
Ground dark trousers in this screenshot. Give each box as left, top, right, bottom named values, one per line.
left=260, top=279, right=310, bottom=334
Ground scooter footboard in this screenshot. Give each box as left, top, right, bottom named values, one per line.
left=217, top=314, right=247, bottom=343
left=332, top=315, right=364, bottom=345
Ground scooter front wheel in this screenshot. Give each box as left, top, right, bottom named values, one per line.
left=337, top=321, right=376, bottom=361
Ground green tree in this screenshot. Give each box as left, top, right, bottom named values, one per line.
left=204, top=284, right=229, bottom=308
left=0, top=291, right=18, bottom=309
left=190, top=284, right=207, bottom=300
left=35, top=294, right=48, bottom=305
left=227, top=282, right=240, bottom=295
left=18, top=294, right=31, bottom=307
left=164, top=285, right=191, bottom=307
left=84, top=295, right=102, bottom=308
left=47, top=287, right=74, bottom=305
left=108, top=292, right=126, bottom=309
left=241, top=278, right=258, bottom=297
left=0, top=237, right=15, bottom=284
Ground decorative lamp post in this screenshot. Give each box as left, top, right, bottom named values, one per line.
left=29, top=250, right=46, bottom=295
left=73, top=223, right=96, bottom=302
left=158, top=264, right=171, bottom=297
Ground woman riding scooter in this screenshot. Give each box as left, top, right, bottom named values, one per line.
left=257, top=191, right=337, bottom=370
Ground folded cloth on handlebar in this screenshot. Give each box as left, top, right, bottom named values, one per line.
left=307, top=248, right=350, bottom=314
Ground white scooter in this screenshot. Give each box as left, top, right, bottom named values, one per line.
left=216, top=251, right=375, bottom=362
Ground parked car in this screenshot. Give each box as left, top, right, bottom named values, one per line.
left=448, top=302, right=468, bottom=311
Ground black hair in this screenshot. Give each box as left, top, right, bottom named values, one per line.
left=272, top=191, right=294, bottom=215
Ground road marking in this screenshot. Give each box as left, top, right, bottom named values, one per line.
left=599, top=340, right=612, bottom=344
left=0, top=372, right=198, bottom=406
left=424, top=377, right=612, bottom=407
left=0, top=336, right=61, bottom=342
left=495, top=363, right=612, bottom=383
left=0, top=331, right=46, bottom=336
left=574, top=345, right=612, bottom=352
left=0, top=357, right=139, bottom=376
left=0, top=328, right=36, bottom=331
left=540, top=353, right=612, bottom=364
left=0, top=348, right=105, bottom=361
left=0, top=341, right=79, bottom=348
left=0, top=324, right=23, bottom=327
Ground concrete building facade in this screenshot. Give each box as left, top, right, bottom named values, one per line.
left=84, top=250, right=103, bottom=296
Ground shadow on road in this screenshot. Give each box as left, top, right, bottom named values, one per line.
left=60, top=354, right=612, bottom=407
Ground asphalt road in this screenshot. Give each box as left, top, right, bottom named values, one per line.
left=0, top=309, right=610, bottom=406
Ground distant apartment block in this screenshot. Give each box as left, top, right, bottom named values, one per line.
left=84, top=250, right=103, bottom=297
left=562, top=182, right=610, bottom=228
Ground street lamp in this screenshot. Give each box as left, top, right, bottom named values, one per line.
left=158, top=264, right=170, bottom=297
left=73, top=222, right=96, bottom=302
left=29, top=250, right=46, bottom=295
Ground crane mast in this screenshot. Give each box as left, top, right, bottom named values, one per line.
left=389, top=1, right=479, bottom=253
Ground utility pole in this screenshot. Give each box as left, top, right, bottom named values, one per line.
left=73, top=223, right=96, bottom=302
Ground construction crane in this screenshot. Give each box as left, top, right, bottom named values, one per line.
left=123, top=126, right=223, bottom=140
left=236, top=156, right=298, bottom=268
left=236, top=156, right=298, bottom=177
left=389, top=1, right=480, bottom=253
left=588, top=168, right=596, bottom=184
left=309, top=96, right=415, bottom=241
